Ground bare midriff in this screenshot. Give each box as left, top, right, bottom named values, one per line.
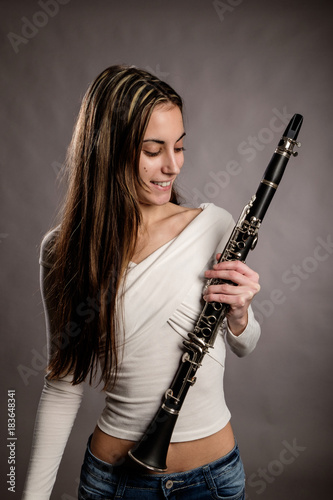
left=90, top=421, right=235, bottom=473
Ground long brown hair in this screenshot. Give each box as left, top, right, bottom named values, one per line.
left=46, top=65, right=183, bottom=387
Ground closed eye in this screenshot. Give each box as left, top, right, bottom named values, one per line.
left=143, top=147, right=185, bottom=157
left=143, top=150, right=160, bottom=157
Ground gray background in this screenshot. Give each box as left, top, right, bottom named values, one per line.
left=1, top=0, right=332, bottom=498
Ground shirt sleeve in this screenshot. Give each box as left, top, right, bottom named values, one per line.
left=223, top=305, right=261, bottom=357
left=22, top=230, right=84, bottom=500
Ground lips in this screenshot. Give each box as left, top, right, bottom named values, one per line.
left=151, top=181, right=172, bottom=187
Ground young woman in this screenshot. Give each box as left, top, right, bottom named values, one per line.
left=23, top=65, right=261, bottom=500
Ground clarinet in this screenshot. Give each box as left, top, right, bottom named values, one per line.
left=128, top=113, right=303, bottom=472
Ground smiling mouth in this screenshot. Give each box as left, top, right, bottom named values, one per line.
left=151, top=181, right=172, bottom=187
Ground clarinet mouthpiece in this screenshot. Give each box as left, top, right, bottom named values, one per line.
left=283, top=113, right=303, bottom=141
left=275, top=113, right=303, bottom=160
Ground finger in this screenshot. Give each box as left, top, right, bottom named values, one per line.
left=205, top=270, right=260, bottom=289
left=203, top=291, right=249, bottom=308
left=206, top=283, right=255, bottom=296
left=213, top=259, right=259, bottom=280
left=206, top=262, right=259, bottom=284
left=204, top=285, right=259, bottom=305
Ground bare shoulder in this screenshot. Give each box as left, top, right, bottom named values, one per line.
left=166, top=204, right=203, bottom=233
left=167, top=203, right=202, bottom=220
left=133, top=205, right=202, bottom=263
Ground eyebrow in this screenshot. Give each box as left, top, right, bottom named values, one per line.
left=143, top=132, right=186, bottom=144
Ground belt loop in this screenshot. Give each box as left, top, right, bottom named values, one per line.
left=202, top=465, right=215, bottom=492
left=114, top=471, right=128, bottom=499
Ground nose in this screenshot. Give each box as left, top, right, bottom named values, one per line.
left=162, top=150, right=183, bottom=175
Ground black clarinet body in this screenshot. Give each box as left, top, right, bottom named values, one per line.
left=128, top=114, right=303, bottom=472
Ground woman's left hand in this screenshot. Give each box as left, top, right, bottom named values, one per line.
left=203, top=256, right=260, bottom=336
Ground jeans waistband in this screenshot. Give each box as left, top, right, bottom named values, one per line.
left=84, top=433, right=240, bottom=482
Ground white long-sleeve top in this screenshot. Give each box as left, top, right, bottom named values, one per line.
left=22, top=203, right=261, bottom=499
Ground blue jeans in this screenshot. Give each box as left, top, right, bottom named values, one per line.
left=78, top=435, right=246, bottom=499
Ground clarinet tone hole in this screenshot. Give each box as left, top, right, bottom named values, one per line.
left=207, top=316, right=217, bottom=325
left=202, top=327, right=211, bottom=338
left=213, top=303, right=223, bottom=311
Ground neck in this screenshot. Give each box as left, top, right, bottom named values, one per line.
left=139, top=202, right=173, bottom=228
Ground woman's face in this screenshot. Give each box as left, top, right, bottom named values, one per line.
left=137, top=104, right=185, bottom=207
